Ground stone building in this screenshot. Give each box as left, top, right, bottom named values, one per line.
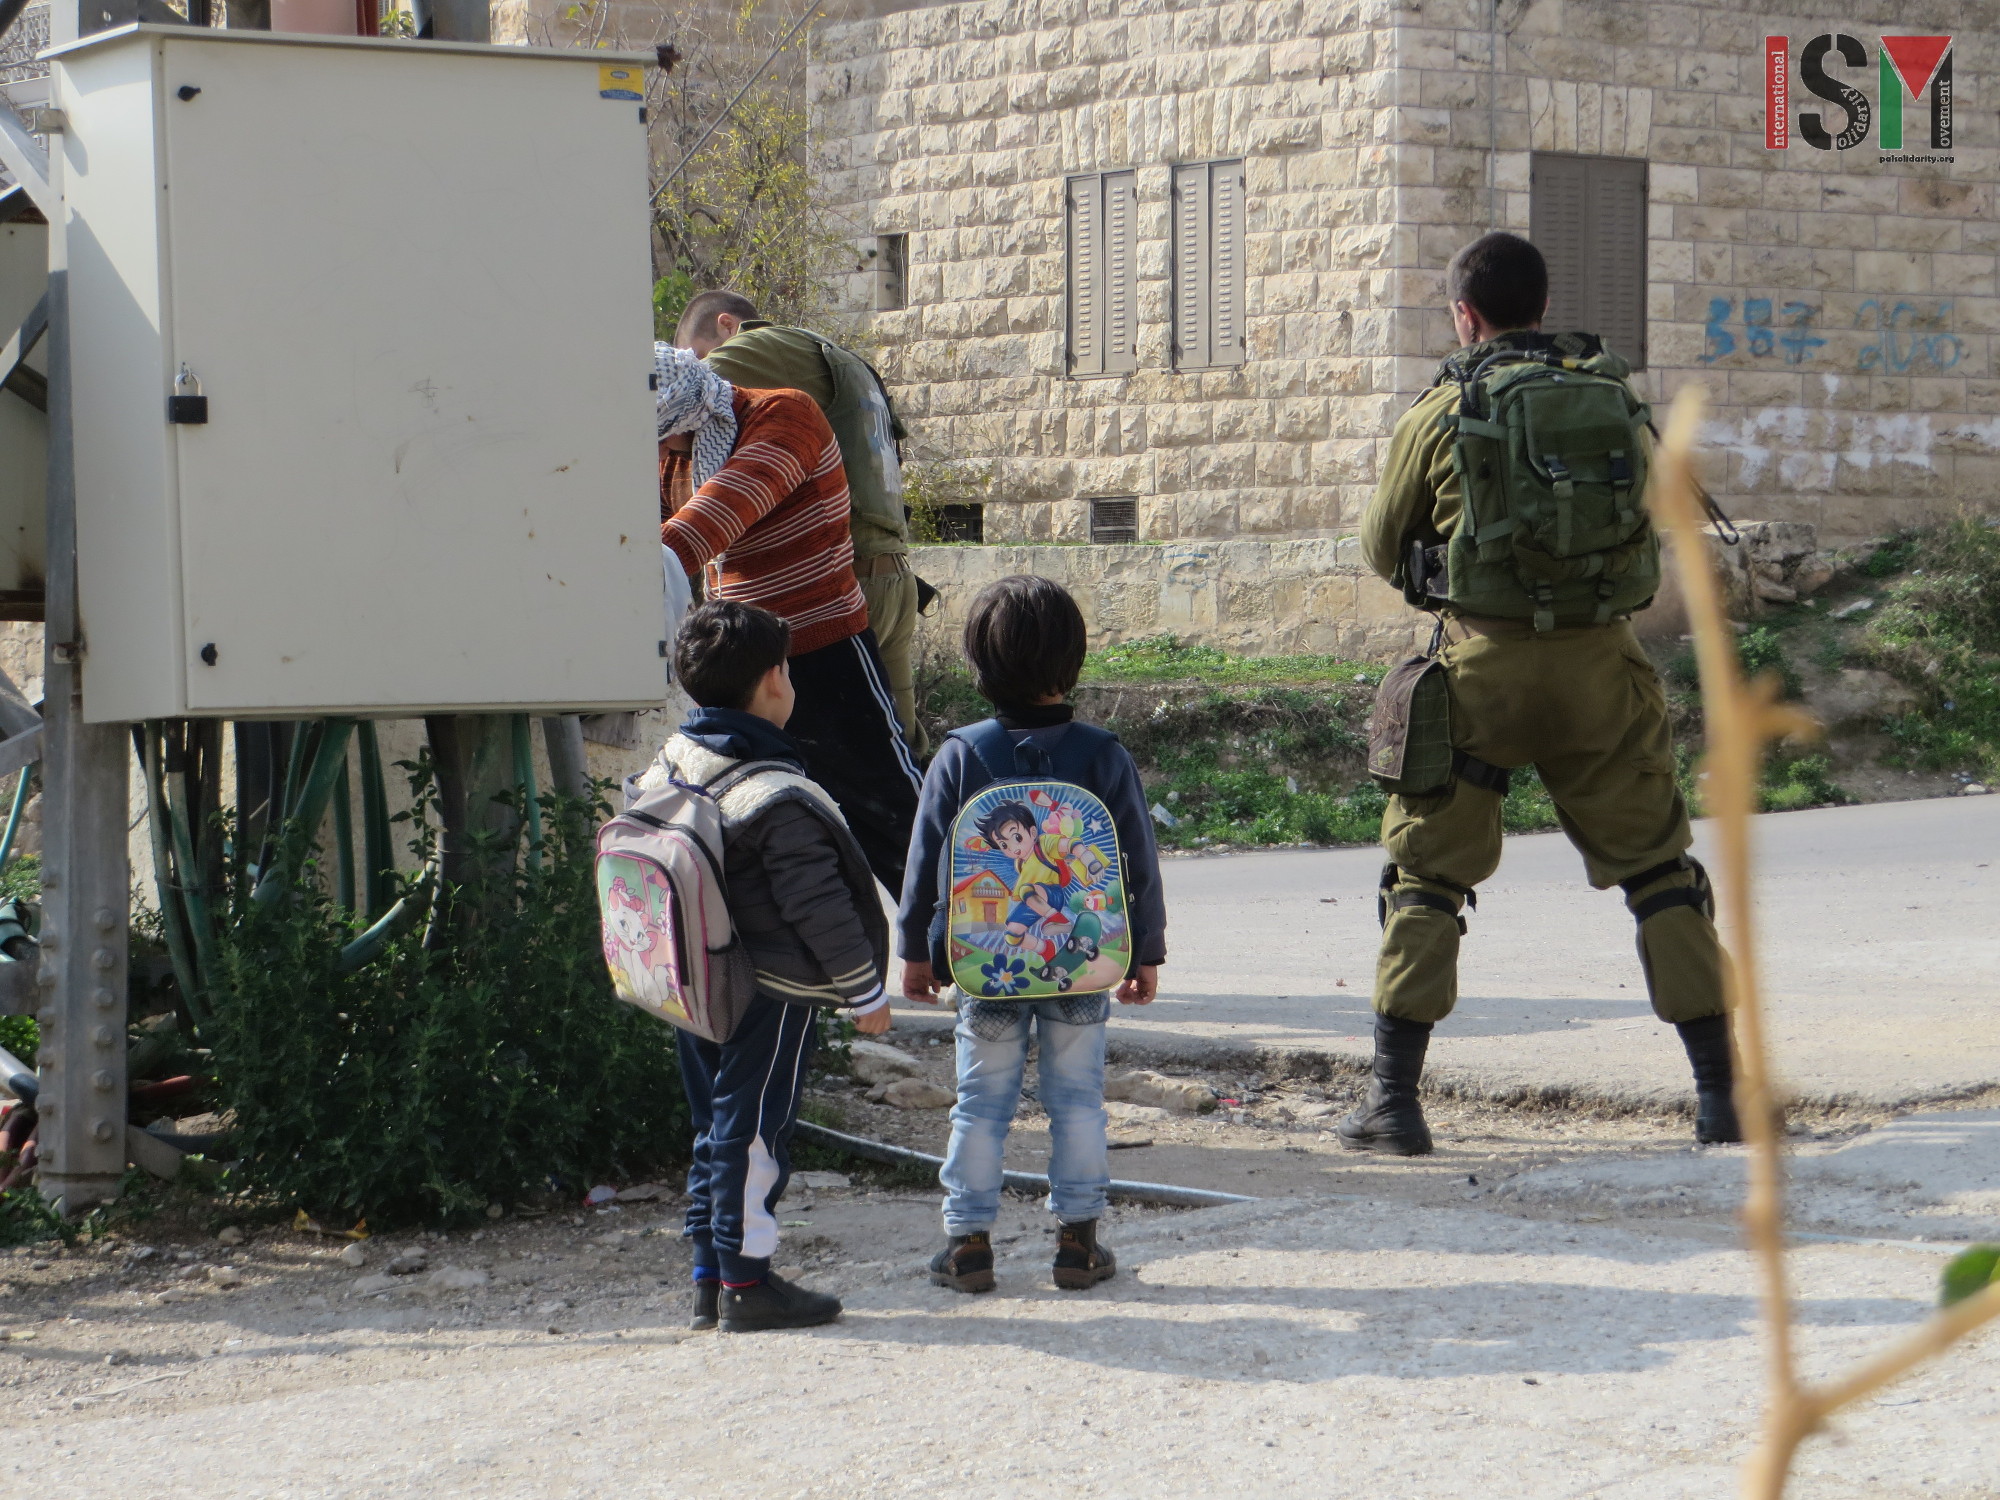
left=812, top=0, right=1998, bottom=654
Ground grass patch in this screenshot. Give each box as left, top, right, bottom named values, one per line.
left=1083, top=635, right=1378, bottom=687
left=1861, top=514, right=2000, bottom=781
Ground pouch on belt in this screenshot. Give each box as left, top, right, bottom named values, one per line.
left=1368, top=655, right=1454, bottom=797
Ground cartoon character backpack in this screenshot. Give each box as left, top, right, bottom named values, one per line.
left=593, top=761, right=785, bottom=1042
left=933, top=720, right=1130, bottom=1000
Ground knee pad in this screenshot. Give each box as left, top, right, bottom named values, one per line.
left=1619, top=855, right=1714, bottom=925
left=1621, top=857, right=1724, bottom=1024
left=1378, top=862, right=1476, bottom=935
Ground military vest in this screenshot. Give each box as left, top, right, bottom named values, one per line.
left=1414, top=333, right=1658, bottom=630
left=789, top=329, right=908, bottom=554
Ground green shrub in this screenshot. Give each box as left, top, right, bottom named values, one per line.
left=1864, top=515, right=2000, bottom=780
left=206, top=792, right=689, bottom=1228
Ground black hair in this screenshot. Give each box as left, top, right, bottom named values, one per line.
left=961, top=574, right=1088, bottom=711
left=976, top=802, right=1038, bottom=846
left=1445, top=232, right=1548, bottom=333
left=675, top=290, right=760, bottom=347
left=673, top=600, right=790, bottom=710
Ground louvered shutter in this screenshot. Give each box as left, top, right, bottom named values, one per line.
left=1209, top=160, right=1246, bottom=368
left=1173, top=159, right=1247, bottom=370
left=1529, top=152, right=1648, bottom=369
left=1173, top=163, right=1209, bottom=367
left=1587, top=157, right=1647, bottom=367
left=1102, top=171, right=1138, bottom=374
left=1529, top=154, right=1590, bottom=335
left=1067, top=174, right=1103, bottom=376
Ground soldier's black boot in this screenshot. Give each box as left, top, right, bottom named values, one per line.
left=1337, top=1013, right=1435, bottom=1156
left=1676, top=1013, right=1743, bottom=1145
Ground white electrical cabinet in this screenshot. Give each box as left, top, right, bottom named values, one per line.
left=50, top=26, right=665, bottom=721
left=0, top=214, right=47, bottom=614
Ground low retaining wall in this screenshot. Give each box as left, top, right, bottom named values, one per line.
left=908, top=539, right=1429, bottom=661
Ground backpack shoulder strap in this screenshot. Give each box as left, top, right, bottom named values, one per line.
left=1046, top=722, right=1117, bottom=785
left=704, top=758, right=799, bottom=800
left=948, top=719, right=1020, bottom=784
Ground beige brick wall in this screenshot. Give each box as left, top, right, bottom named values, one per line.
left=815, top=0, right=1405, bottom=545
left=909, top=538, right=1428, bottom=660
left=816, top=0, right=1999, bottom=553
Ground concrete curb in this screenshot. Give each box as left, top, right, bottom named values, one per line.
left=882, top=1008, right=2000, bottom=1117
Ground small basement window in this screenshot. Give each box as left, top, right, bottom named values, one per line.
left=936, top=503, right=984, bottom=543
left=871, top=233, right=908, bottom=311
left=1088, top=496, right=1138, bottom=543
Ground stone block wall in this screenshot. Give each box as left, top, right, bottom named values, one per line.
left=815, top=0, right=2000, bottom=556
left=814, top=0, right=1405, bottom=545
left=1389, top=0, right=2000, bottom=544
left=909, top=538, right=1428, bottom=660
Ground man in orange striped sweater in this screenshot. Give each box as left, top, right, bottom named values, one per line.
left=655, top=344, right=921, bottom=892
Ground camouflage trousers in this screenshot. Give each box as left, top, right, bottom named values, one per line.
left=1374, top=616, right=1725, bottom=1026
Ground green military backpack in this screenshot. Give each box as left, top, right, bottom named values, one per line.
left=1409, top=340, right=1658, bottom=631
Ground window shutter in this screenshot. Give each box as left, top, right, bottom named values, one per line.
left=1103, top=171, right=1137, bottom=374
left=1173, top=159, right=1246, bottom=370
left=1067, top=174, right=1103, bottom=376
left=1173, top=163, right=1209, bottom=367
left=1530, top=152, right=1647, bottom=369
left=1588, top=157, right=1647, bottom=368
left=1529, top=153, right=1590, bottom=335
left=1209, top=160, right=1245, bottom=368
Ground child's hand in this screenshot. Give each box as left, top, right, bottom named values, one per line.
left=902, top=960, right=942, bottom=1006
left=853, top=1003, right=893, bottom=1035
left=1117, top=965, right=1158, bottom=1006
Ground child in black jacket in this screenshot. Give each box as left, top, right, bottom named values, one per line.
left=898, top=575, right=1166, bottom=1293
left=646, top=601, right=891, bottom=1333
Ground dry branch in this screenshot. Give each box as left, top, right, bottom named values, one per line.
left=1644, top=387, right=2000, bottom=1500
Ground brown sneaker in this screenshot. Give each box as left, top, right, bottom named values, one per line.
left=929, top=1232, right=996, bottom=1293
left=1052, top=1219, right=1116, bottom=1291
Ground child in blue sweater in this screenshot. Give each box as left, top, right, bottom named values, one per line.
left=897, top=575, right=1167, bottom=1292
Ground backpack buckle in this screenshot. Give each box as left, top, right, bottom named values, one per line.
left=1544, top=454, right=1575, bottom=499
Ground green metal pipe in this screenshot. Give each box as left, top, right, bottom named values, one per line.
left=140, top=725, right=206, bottom=1030
left=254, top=718, right=355, bottom=906
left=0, top=763, right=32, bottom=871
left=510, top=713, right=542, bottom=872
left=355, top=722, right=396, bottom=919
left=333, top=755, right=356, bottom=913
left=336, top=863, right=436, bottom=973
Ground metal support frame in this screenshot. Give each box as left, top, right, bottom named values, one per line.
left=28, top=69, right=129, bottom=1212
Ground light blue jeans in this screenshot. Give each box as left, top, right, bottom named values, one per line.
left=940, top=1000, right=1109, bottom=1233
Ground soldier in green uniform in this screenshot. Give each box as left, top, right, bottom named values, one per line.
left=677, top=292, right=928, bottom=754
left=1340, top=232, right=1741, bottom=1156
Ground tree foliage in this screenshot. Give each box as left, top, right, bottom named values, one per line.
left=538, top=1, right=853, bottom=337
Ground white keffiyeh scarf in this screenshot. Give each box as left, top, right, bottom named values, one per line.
left=653, top=342, right=738, bottom=488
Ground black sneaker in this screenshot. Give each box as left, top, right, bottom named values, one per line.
left=929, top=1232, right=996, bottom=1293
left=690, top=1279, right=719, bottom=1331
left=1053, top=1220, right=1116, bottom=1291
left=718, top=1272, right=843, bottom=1333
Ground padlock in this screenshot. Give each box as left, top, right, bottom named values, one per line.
left=167, top=364, right=208, bottom=424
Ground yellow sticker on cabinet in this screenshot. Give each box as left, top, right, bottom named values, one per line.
left=599, top=64, right=643, bottom=101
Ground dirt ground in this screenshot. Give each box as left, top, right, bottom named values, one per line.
left=1, top=1043, right=1992, bottom=1498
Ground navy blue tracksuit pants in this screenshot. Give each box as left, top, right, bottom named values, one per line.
left=676, top=997, right=819, bottom=1285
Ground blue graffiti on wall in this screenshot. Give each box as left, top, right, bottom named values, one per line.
left=1700, top=297, right=1960, bottom=372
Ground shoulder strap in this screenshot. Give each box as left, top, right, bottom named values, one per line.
left=949, top=719, right=1019, bottom=784
left=704, top=758, right=799, bottom=799
left=1045, top=722, right=1116, bottom=784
